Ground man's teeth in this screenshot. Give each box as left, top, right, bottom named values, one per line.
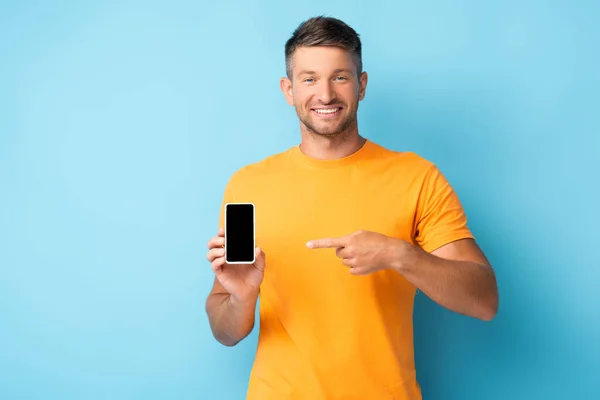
left=314, top=108, right=340, bottom=114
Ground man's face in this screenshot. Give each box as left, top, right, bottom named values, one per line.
left=281, top=46, right=368, bottom=138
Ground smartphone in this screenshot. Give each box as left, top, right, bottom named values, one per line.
left=224, top=203, right=255, bottom=264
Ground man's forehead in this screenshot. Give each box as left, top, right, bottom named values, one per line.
left=290, top=46, right=357, bottom=75
left=293, top=45, right=351, bottom=59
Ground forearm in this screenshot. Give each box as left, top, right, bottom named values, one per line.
left=206, top=292, right=258, bottom=346
left=393, top=244, right=498, bottom=320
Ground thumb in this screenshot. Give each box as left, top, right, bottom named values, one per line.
left=254, top=247, right=266, bottom=271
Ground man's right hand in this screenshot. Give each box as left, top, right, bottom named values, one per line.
left=206, top=228, right=266, bottom=303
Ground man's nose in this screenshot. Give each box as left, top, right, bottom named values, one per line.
left=316, top=80, right=334, bottom=104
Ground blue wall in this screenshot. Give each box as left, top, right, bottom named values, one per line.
left=1, top=1, right=598, bottom=399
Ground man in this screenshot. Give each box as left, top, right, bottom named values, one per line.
left=205, top=16, right=498, bottom=400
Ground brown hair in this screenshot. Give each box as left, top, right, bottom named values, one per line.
left=284, top=16, right=362, bottom=78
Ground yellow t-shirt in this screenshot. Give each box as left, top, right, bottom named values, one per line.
left=217, top=139, right=474, bottom=400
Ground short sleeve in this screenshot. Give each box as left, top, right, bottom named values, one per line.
left=217, top=192, right=227, bottom=229
left=414, top=165, right=474, bottom=253
left=217, top=171, right=240, bottom=229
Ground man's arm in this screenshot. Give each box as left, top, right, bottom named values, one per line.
left=392, top=238, right=498, bottom=321
left=205, top=278, right=258, bottom=346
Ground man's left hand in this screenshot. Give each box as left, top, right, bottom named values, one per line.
left=307, top=230, right=410, bottom=275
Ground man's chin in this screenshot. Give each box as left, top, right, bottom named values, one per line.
left=304, top=120, right=343, bottom=137
left=308, top=127, right=344, bottom=138
left=299, top=113, right=356, bottom=138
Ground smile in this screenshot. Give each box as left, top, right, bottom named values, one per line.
left=311, top=107, right=342, bottom=117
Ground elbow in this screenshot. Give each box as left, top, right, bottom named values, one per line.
left=480, top=291, right=499, bottom=322
left=210, top=325, right=249, bottom=347
left=480, top=308, right=497, bottom=322
left=210, top=323, right=254, bottom=347
left=479, top=268, right=499, bottom=321
left=218, top=337, right=242, bottom=347
left=211, top=329, right=244, bottom=347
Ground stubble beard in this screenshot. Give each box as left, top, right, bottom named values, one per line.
left=296, top=104, right=359, bottom=139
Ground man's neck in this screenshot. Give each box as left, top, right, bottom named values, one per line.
left=299, top=131, right=366, bottom=161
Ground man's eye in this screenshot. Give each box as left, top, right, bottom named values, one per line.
left=335, top=76, right=348, bottom=81
left=303, top=78, right=314, bottom=83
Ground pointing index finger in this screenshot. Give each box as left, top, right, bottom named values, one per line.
left=307, top=237, right=345, bottom=249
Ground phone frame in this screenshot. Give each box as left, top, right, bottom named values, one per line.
left=224, top=202, right=256, bottom=264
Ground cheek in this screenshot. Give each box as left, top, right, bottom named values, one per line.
left=340, top=87, right=359, bottom=103
left=294, top=92, right=311, bottom=108
left=292, top=86, right=314, bottom=104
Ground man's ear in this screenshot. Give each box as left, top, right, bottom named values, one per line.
left=358, top=71, right=368, bottom=101
left=280, top=77, right=294, bottom=106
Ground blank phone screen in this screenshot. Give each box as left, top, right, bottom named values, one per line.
left=225, top=203, right=255, bottom=263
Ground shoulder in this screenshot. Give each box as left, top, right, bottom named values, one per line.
left=368, top=140, right=437, bottom=175
left=225, top=147, right=293, bottom=188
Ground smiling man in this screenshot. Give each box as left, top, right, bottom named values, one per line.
left=205, top=16, right=499, bottom=400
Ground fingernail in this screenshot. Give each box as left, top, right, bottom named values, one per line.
left=306, top=241, right=313, bottom=248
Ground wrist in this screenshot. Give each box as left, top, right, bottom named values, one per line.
left=389, top=238, right=419, bottom=274
left=229, top=290, right=259, bottom=308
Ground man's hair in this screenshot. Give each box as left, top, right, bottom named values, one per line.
left=285, top=16, right=362, bottom=78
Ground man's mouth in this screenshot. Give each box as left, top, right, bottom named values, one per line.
left=311, top=107, right=342, bottom=117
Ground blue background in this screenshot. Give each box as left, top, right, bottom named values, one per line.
left=1, top=1, right=599, bottom=399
